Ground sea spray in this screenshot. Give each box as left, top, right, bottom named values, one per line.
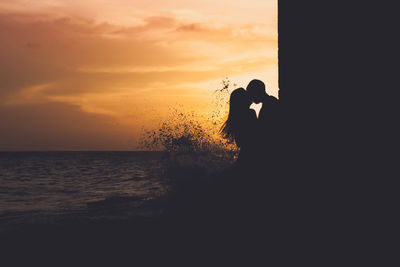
left=139, top=78, right=240, bottom=181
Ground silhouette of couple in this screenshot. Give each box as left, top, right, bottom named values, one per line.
left=221, top=79, right=279, bottom=168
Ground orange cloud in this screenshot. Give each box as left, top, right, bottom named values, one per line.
left=0, top=0, right=277, bottom=150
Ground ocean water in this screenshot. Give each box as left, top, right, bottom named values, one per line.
left=0, top=151, right=168, bottom=225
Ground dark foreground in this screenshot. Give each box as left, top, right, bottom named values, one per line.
left=0, top=167, right=294, bottom=265
left=1, top=163, right=387, bottom=266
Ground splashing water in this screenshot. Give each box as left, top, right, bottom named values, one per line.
left=139, top=78, right=239, bottom=177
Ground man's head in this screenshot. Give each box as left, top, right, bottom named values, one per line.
left=246, top=79, right=267, bottom=103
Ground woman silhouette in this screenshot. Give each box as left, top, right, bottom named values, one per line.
left=221, top=88, right=257, bottom=166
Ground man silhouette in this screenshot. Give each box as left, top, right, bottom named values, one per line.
left=246, top=79, right=279, bottom=162
left=246, top=79, right=278, bottom=121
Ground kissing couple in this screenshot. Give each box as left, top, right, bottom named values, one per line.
left=221, top=79, right=279, bottom=168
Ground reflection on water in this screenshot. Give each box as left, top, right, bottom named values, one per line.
left=0, top=151, right=167, bottom=216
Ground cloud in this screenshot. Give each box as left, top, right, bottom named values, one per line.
left=0, top=11, right=275, bottom=96
left=0, top=102, right=136, bottom=150
left=0, top=6, right=277, bottom=150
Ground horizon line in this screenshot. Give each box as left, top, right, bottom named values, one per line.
left=0, top=150, right=164, bottom=152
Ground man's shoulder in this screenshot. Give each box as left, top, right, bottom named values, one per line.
left=259, top=96, right=279, bottom=118
left=269, top=95, right=278, bottom=103
left=262, top=95, right=278, bottom=106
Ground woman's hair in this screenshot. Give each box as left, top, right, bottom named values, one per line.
left=220, top=88, right=251, bottom=146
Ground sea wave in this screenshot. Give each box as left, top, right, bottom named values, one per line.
left=139, top=78, right=239, bottom=180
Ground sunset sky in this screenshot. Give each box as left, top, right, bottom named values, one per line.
left=0, top=0, right=277, bottom=150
